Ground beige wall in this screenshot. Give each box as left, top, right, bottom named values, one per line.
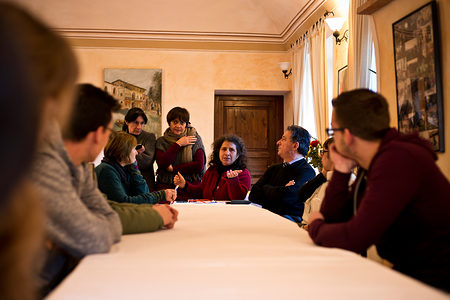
left=373, top=0, right=450, bottom=179
left=75, top=48, right=290, bottom=157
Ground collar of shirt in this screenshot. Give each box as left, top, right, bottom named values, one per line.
left=284, top=156, right=304, bottom=165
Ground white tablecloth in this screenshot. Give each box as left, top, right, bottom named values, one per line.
left=47, top=204, right=448, bottom=299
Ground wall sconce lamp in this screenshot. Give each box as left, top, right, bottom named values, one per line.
left=279, top=62, right=292, bottom=79
left=324, top=14, right=348, bottom=45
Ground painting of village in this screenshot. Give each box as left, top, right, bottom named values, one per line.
left=104, top=68, right=162, bottom=136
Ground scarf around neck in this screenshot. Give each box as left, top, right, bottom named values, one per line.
left=162, top=126, right=198, bottom=164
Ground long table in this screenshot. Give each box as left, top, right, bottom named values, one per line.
left=47, top=204, right=448, bottom=299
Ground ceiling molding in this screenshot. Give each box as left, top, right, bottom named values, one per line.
left=68, top=38, right=289, bottom=52
left=55, top=0, right=326, bottom=50
left=58, top=28, right=286, bottom=43
left=278, top=0, right=326, bottom=42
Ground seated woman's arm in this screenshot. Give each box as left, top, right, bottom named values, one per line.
left=184, top=183, right=203, bottom=199
left=225, top=169, right=251, bottom=200
left=96, top=165, right=165, bottom=204
left=185, top=168, right=212, bottom=199
left=126, top=162, right=149, bottom=195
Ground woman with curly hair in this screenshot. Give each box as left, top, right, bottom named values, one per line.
left=174, top=135, right=251, bottom=200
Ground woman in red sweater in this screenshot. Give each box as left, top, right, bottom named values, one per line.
left=155, top=107, right=206, bottom=201
left=174, top=135, right=251, bottom=200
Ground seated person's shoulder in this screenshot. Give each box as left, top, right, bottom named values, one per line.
left=95, top=163, right=118, bottom=178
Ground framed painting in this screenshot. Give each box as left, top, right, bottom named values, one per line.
left=104, top=68, right=162, bottom=136
left=337, top=65, right=348, bottom=96
left=392, top=1, right=444, bottom=152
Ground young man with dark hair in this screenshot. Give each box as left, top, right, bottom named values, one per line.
left=32, top=84, right=178, bottom=295
left=249, top=125, right=315, bottom=222
left=308, top=89, right=450, bottom=291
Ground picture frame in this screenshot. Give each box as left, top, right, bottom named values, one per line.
left=337, top=65, right=348, bottom=96
left=392, top=1, right=444, bottom=152
left=103, top=68, right=162, bottom=136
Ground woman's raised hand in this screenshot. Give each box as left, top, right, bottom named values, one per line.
left=176, top=135, right=197, bottom=147
left=226, top=170, right=242, bottom=178
left=173, top=171, right=186, bottom=188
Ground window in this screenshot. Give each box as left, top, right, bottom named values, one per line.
left=326, top=34, right=334, bottom=127
left=368, top=42, right=377, bottom=92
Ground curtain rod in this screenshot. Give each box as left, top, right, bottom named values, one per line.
left=290, top=11, right=333, bottom=48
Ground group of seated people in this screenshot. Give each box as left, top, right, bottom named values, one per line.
left=93, top=104, right=330, bottom=227
left=95, top=106, right=252, bottom=205
left=1, top=3, right=449, bottom=300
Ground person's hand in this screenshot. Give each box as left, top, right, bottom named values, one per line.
left=167, top=205, right=179, bottom=223
left=164, top=189, right=177, bottom=203
left=285, top=180, right=295, bottom=187
left=137, top=145, right=145, bottom=154
left=176, top=135, right=197, bottom=147
left=167, top=164, right=173, bottom=172
left=309, top=211, right=324, bottom=224
left=129, top=154, right=137, bottom=164
left=329, top=144, right=357, bottom=173
left=226, top=169, right=242, bottom=178
left=153, top=204, right=178, bottom=229
left=173, top=172, right=186, bottom=189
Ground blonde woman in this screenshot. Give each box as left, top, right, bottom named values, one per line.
left=96, top=132, right=176, bottom=204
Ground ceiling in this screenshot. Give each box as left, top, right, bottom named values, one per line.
left=15, top=0, right=328, bottom=50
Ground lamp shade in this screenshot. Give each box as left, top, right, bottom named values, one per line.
left=324, top=17, right=345, bottom=32
left=278, top=62, right=291, bottom=71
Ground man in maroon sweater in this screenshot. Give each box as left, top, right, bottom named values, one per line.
left=308, top=89, right=450, bottom=291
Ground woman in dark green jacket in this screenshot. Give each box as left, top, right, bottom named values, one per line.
left=96, top=132, right=176, bottom=204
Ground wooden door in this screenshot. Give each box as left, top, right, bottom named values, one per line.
left=214, top=95, right=284, bottom=185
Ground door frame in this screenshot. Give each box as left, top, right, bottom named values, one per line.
left=214, top=94, right=285, bottom=169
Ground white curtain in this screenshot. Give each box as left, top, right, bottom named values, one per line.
left=348, top=0, right=380, bottom=90
left=293, top=39, right=317, bottom=139
left=292, top=40, right=306, bottom=126
left=309, top=21, right=328, bottom=143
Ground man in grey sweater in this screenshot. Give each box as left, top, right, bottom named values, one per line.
left=33, top=84, right=177, bottom=295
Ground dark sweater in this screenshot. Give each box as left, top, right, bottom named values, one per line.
left=297, top=172, right=327, bottom=203
left=249, top=158, right=315, bottom=218
left=95, top=161, right=165, bottom=204
left=133, top=130, right=157, bottom=192
left=308, top=128, right=450, bottom=291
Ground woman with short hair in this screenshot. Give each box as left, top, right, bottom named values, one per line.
left=96, top=132, right=176, bottom=204
left=156, top=107, right=206, bottom=200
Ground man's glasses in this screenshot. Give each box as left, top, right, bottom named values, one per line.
left=326, top=127, right=345, bottom=137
